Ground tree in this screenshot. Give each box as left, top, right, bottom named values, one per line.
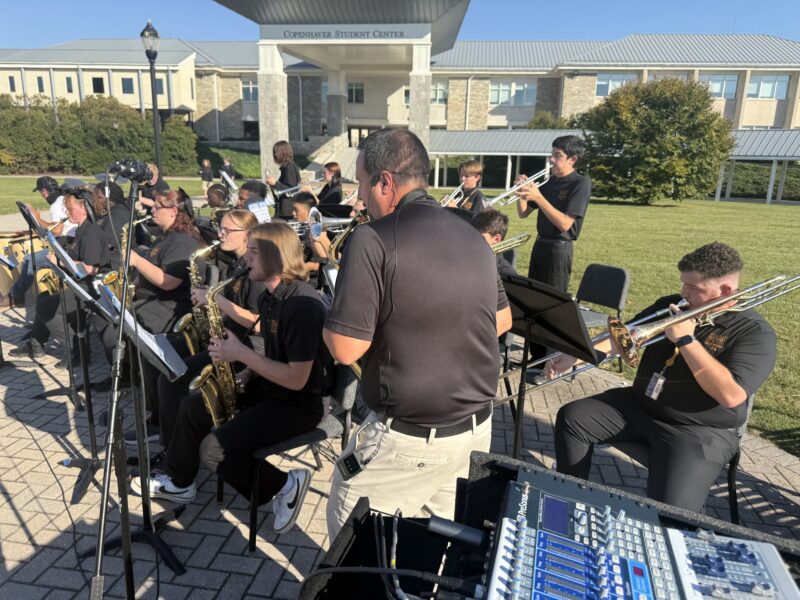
left=161, top=115, right=199, bottom=176
left=527, top=111, right=571, bottom=129
left=574, top=79, right=735, bottom=204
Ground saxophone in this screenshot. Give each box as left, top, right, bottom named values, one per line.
left=36, top=219, right=68, bottom=296
left=173, top=241, right=220, bottom=355
left=188, top=265, right=248, bottom=428
left=102, top=216, right=152, bottom=307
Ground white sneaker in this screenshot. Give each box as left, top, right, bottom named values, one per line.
left=130, top=470, right=196, bottom=504
left=272, top=469, right=311, bottom=534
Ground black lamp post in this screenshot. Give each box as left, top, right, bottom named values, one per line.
left=140, top=20, right=162, bottom=174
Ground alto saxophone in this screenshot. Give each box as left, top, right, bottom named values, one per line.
left=102, top=216, right=152, bottom=308
left=188, top=265, right=248, bottom=428
left=36, top=219, right=69, bottom=296
left=173, top=241, right=220, bottom=355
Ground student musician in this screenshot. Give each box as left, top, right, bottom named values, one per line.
left=265, top=140, right=301, bottom=219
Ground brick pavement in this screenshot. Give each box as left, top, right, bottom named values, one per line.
left=0, top=304, right=798, bottom=598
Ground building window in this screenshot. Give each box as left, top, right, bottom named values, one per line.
left=490, top=80, right=536, bottom=106
left=36, top=76, right=45, bottom=94
left=595, top=73, right=637, bottom=97
left=155, top=78, right=164, bottom=96
left=242, top=80, right=258, bottom=103
left=347, top=82, right=364, bottom=104
left=92, top=77, right=105, bottom=94
left=430, top=81, right=448, bottom=105
left=66, top=76, right=73, bottom=93
left=647, top=72, right=689, bottom=81
left=121, top=77, right=134, bottom=94
left=513, top=81, right=536, bottom=106
left=190, top=78, right=195, bottom=100
left=490, top=82, right=512, bottom=105
left=243, top=121, right=259, bottom=140
left=747, top=75, right=789, bottom=100
left=698, top=74, right=738, bottom=99
left=403, top=86, right=410, bottom=106
left=8, top=76, right=15, bottom=93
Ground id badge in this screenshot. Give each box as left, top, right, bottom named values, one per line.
left=645, top=372, right=666, bottom=400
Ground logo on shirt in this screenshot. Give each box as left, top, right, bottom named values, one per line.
left=148, top=246, right=160, bottom=259
left=269, top=319, right=278, bottom=335
left=232, top=279, right=243, bottom=295
left=703, top=332, right=727, bottom=354
left=558, top=190, right=569, bottom=202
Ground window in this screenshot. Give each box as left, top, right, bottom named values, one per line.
left=155, top=78, right=164, bottom=96
left=403, top=86, right=410, bottom=106
left=65, top=76, right=73, bottom=94
left=91, top=77, right=105, bottom=94
left=595, top=73, right=637, bottom=97
left=242, top=80, right=258, bottom=103
left=699, top=74, right=738, bottom=99
left=747, top=75, right=790, bottom=100
left=36, top=76, right=44, bottom=94
left=513, top=81, right=536, bottom=106
left=347, top=82, right=364, bottom=104
left=243, top=121, right=259, bottom=140
left=121, top=77, right=134, bottom=95
left=320, top=79, right=328, bottom=105
left=190, top=78, right=195, bottom=100
left=8, top=76, right=15, bottom=93
left=647, top=72, right=689, bottom=82
left=430, top=81, right=448, bottom=105
left=490, top=82, right=512, bottom=105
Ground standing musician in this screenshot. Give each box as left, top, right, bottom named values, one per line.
left=323, top=128, right=512, bottom=539
left=265, top=140, right=302, bottom=219
left=156, top=209, right=263, bottom=450
left=10, top=191, right=109, bottom=362
left=515, top=135, right=590, bottom=292
left=549, top=242, right=777, bottom=513
left=456, top=159, right=489, bottom=214
left=133, top=222, right=330, bottom=537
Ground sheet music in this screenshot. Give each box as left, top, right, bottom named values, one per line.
left=46, top=232, right=87, bottom=279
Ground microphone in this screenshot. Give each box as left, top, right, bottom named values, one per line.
left=108, top=159, right=153, bottom=183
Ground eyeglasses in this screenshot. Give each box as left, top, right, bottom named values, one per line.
left=217, top=226, right=246, bottom=236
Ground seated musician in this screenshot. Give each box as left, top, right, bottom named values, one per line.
left=290, top=192, right=328, bottom=279
left=137, top=163, right=170, bottom=211
left=237, top=180, right=271, bottom=224
left=156, top=209, right=263, bottom=451
left=133, top=222, right=329, bottom=536
left=206, top=183, right=228, bottom=209
left=549, top=242, right=777, bottom=513
left=303, top=162, right=342, bottom=205
left=471, top=209, right=517, bottom=277
left=10, top=191, right=109, bottom=362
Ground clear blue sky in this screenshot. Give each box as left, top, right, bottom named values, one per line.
left=3, top=0, right=799, bottom=48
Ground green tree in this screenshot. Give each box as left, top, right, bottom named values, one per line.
left=161, top=115, right=199, bottom=176
left=527, top=111, right=571, bottom=129
left=574, top=79, right=734, bottom=204
left=0, top=95, right=53, bottom=173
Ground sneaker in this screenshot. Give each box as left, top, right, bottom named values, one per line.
left=8, top=339, right=45, bottom=358
left=130, top=470, right=196, bottom=504
left=124, top=423, right=161, bottom=448
left=272, top=468, right=311, bottom=534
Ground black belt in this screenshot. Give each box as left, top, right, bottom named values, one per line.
left=381, top=403, right=492, bottom=439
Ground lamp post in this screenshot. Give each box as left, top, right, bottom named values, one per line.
left=140, top=20, right=162, bottom=174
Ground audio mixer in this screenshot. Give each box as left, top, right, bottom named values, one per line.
left=483, top=469, right=799, bottom=600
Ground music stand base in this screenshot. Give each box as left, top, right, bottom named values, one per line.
left=79, top=506, right=187, bottom=576
left=60, top=456, right=101, bottom=505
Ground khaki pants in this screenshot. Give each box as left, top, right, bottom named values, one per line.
left=326, top=410, right=492, bottom=540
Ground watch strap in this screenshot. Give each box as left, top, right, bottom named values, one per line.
left=676, top=335, right=695, bottom=349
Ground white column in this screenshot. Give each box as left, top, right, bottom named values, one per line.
left=327, top=71, right=347, bottom=137
left=776, top=160, right=789, bottom=201
left=76, top=67, right=84, bottom=102
left=505, top=155, right=513, bottom=189
left=714, top=163, right=725, bottom=201
left=137, top=69, right=145, bottom=114
left=434, top=157, right=440, bottom=188
left=408, top=43, right=432, bottom=149
left=258, top=41, right=289, bottom=178
left=766, top=160, right=778, bottom=205
left=167, top=70, right=175, bottom=114
left=107, top=69, right=114, bottom=96
left=48, top=68, right=57, bottom=120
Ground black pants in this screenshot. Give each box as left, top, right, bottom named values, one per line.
left=30, top=291, right=77, bottom=348
left=528, top=238, right=573, bottom=293
left=554, top=387, right=739, bottom=513
left=165, top=389, right=323, bottom=504
left=158, top=349, right=212, bottom=449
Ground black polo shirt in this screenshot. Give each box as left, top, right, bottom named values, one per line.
left=134, top=230, right=200, bottom=333
left=326, top=189, right=508, bottom=427
left=220, top=255, right=265, bottom=351
left=69, top=220, right=110, bottom=269
left=631, top=295, right=777, bottom=429
left=274, top=162, right=302, bottom=218
left=534, top=171, right=591, bottom=240
left=141, top=177, right=170, bottom=203
left=256, top=279, right=328, bottom=407
left=318, top=182, right=342, bottom=205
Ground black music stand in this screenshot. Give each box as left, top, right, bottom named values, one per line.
left=500, top=274, right=601, bottom=459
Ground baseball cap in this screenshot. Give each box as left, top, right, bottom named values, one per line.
left=32, top=176, right=59, bottom=193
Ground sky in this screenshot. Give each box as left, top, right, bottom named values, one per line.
left=2, top=0, right=799, bottom=48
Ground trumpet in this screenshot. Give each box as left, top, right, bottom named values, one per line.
left=490, top=233, right=531, bottom=255
left=274, top=177, right=324, bottom=199
left=489, top=164, right=551, bottom=206
left=439, top=182, right=465, bottom=207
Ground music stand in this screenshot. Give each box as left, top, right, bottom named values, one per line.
left=500, top=274, right=602, bottom=459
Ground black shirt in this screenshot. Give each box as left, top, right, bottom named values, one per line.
left=326, top=190, right=509, bottom=427
left=318, top=181, right=342, bottom=205
left=134, top=230, right=201, bottom=333
left=274, top=162, right=302, bottom=219
left=496, top=253, right=517, bottom=277
left=219, top=163, right=236, bottom=184
left=463, top=188, right=488, bottom=214
left=631, top=295, right=777, bottom=429
left=68, top=219, right=110, bottom=269
left=219, top=255, right=265, bottom=352
left=141, top=177, right=170, bottom=203
left=256, top=279, right=328, bottom=408
left=534, top=171, right=591, bottom=240
left=199, top=166, right=213, bottom=182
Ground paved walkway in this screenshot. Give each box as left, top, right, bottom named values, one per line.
left=0, top=302, right=798, bottom=598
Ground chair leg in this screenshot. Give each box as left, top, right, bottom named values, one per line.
left=727, top=450, right=742, bottom=525
left=310, top=443, right=324, bottom=471
left=216, top=476, right=224, bottom=505
left=249, top=460, right=261, bottom=556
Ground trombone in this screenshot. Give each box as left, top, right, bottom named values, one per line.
left=490, top=233, right=531, bottom=255
left=274, top=177, right=325, bottom=199
left=489, top=164, right=551, bottom=206
left=439, top=182, right=465, bottom=207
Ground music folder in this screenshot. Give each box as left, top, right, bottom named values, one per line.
left=16, top=201, right=47, bottom=238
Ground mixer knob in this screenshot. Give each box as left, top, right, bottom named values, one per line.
left=598, top=576, right=609, bottom=588
left=750, top=583, right=774, bottom=597
left=599, top=589, right=610, bottom=599
left=576, top=513, right=588, bottom=526
left=616, top=509, right=626, bottom=521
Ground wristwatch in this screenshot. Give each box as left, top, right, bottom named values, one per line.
left=675, top=335, right=695, bottom=349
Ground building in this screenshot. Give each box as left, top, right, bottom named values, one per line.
left=0, top=0, right=799, bottom=176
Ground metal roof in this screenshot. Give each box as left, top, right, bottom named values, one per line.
left=431, top=41, right=608, bottom=71
left=429, top=129, right=582, bottom=156
left=563, top=34, right=800, bottom=68
left=732, top=129, right=800, bottom=160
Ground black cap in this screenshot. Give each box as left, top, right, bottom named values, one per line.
left=33, top=176, right=59, bottom=193
left=240, top=180, right=268, bottom=198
